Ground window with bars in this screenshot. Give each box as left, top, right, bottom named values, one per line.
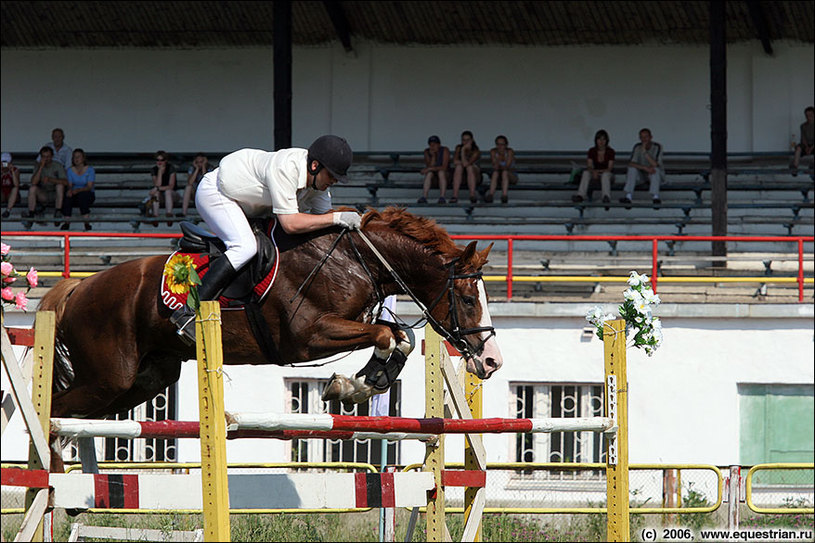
left=512, top=383, right=605, bottom=480
left=288, top=379, right=401, bottom=466
left=67, top=383, right=179, bottom=463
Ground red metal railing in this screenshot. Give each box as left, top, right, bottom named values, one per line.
left=2, top=231, right=813, bottom=302
left=447, top=234, right=813, bottom=302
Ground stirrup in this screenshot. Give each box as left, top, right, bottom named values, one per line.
left=170, top=306, right=196, bottom=346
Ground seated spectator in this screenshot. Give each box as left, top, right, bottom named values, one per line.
left=620, top=128, right=664, bottom=206
left=791, top=106, right=814, bottom=176
left=417, top=135, right=451, bottom=204
left=451, top=130, right=482, bottom=203
left=572, top=129, right=614, bottom=209
left=61, top=149, right=96, bottom=231
left=148, top=150, right=180, bottom=226
left=38, top=127, right=72, bottom=168
left=25, top=146, right=67, bottom=220
left=485, top=135, right=517, bottom=203
left=1, top=152, right=21, bottom=218
left=182, top=152, right=213, bottom=216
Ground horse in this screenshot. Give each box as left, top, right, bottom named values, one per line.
left=39, top=207, right=503, bottom=430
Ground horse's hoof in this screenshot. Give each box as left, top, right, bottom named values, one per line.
left=322, top=373, right=353, bottom=402
left=347, top=378, right=374, bottom=404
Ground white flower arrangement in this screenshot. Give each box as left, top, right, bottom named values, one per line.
left=585, top=271, right=663, bottom=356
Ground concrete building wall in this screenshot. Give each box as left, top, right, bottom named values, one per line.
left=2, top=42, right=813, bottom=154
left=160, top=308, right=813, bottom=468
left=2, top=306, right=812, bottom=475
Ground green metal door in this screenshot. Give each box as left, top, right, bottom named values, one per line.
left=739, top=384, right=814, bottom=484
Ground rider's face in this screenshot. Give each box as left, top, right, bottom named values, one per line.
left=313, top=167, right=337, bottom=191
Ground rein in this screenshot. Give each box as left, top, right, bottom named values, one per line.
left=352, top=229, right=495, bottom=360
left=288, top=225, right=495, bottom=361
left=289, top=228, right=349, bottom=303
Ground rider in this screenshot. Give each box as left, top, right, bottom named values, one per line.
left=171, top=135, right=361, bottom=343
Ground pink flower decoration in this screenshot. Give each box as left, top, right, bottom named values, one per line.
left=1, top=261, right=13, bottom=277
left=26, top=267, right=38, bottom=288
left=0, top=243, right=9, bottom=256
left=3, top=275, right=15, bottom=285
left=15, top=291, right=28, bottom=311
left=1, top=287, right=13, bottom=301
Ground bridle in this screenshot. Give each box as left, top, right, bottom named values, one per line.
left=351, top=229, right=496, bottom=361
left=291, top=226, right=496, bottom=361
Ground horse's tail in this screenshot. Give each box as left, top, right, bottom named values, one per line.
left=37, top=278, right=82, bottom=392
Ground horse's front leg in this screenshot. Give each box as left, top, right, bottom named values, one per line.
left=317, top=318, right=415, bottom=407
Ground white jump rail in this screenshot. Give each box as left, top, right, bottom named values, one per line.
left=224, top=412, right=616, bottom=434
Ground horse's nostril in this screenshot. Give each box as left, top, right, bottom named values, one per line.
left=481, top=357, right=497, bottom=378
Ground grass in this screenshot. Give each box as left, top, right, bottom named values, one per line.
left=3, top=507, right=813, bottom=541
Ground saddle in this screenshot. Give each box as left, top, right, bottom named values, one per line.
left=177, top=220, right=278, bottom=304
left=163, top=219, right=283, bottom=364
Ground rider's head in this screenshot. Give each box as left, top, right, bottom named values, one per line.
left=307, top=135, right=352, bottom=186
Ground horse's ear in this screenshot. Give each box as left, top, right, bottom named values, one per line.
left=460, top=241, right=478, bottom=265
left=479, top=243, right=494, bottom=263
left=460, top=241, right=491, bottom=270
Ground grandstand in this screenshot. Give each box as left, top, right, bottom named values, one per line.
left=3, top=151, right=812, bottom=305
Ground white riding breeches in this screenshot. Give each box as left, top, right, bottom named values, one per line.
left=195, top=170, right=258, bottom=270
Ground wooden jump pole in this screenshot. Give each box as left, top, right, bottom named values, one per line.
left=27, top=311, right=55, bottom=542
left=424, top=325, right=447, bottom=542
left=1, top=310, right=55, bottom=542
left=424, top=324, right=487, bottom=542
left=604, top=318, right=630, bottom=541
left=464, top=359, right=483, bottom=541
left=195, top=301, right=231, bottom=542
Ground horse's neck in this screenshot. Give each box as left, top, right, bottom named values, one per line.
left=369, top=231, right=447, bottom=301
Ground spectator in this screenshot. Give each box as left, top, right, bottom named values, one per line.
left=791, top=106, right=814, bottom=176
left=61, top=148, right=96, bottom=231
left=148, top=150, right=180, bottom=226
left=485, top=135, right=517, bottom=204
left=1, top=152, right=21, bottom=218
left=572, top=129, right=615, bottom=209
left=450, top=130, right=482, bottom=204
left=417, top=135, right=451, bottom=204
left=25, top=146, right=67, bottom=220
left=182, top=152, right=213, bottom=216
left=38, top=128, right=72, bottom=167
left=620, top=128, right=664, bottom=206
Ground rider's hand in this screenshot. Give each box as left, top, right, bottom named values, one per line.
left=333, top=211, right=362, bottom=230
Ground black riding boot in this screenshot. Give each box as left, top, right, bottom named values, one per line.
left=170, top=257, right=238, bottom=345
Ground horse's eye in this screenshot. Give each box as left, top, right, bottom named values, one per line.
left=461, top=295, right=476, bottom=306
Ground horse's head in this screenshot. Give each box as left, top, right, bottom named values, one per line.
left=434, top=240, right=504, bottom=379
left=362, top=207, right=504, bottom=379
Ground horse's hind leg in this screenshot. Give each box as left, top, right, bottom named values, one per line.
left=51, top=381, right=135, bottom=420
left=49, top=382, right=134, bottom=473
left=98, top=354, right=182, bottom=417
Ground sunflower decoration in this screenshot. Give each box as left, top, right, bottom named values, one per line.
left=163, top=254, right=202, bottom=310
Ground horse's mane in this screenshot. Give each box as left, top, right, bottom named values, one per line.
left=361, top=207, right=461, bottom=260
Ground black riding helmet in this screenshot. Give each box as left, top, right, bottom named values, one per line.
left=307, top=135, right=352, bottom=183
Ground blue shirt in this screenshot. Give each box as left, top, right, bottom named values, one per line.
left=67, top=166, right=96, bottom=191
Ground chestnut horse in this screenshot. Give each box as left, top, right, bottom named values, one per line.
left=39, top=207, right=503, bottom=423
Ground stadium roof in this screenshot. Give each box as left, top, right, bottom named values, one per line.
left=1, top=1, right=812, bottom=52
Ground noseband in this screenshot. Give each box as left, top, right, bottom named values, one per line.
left=422, top=260, right=496, bottom=360
left=351, top=229, right=495, bottom=361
